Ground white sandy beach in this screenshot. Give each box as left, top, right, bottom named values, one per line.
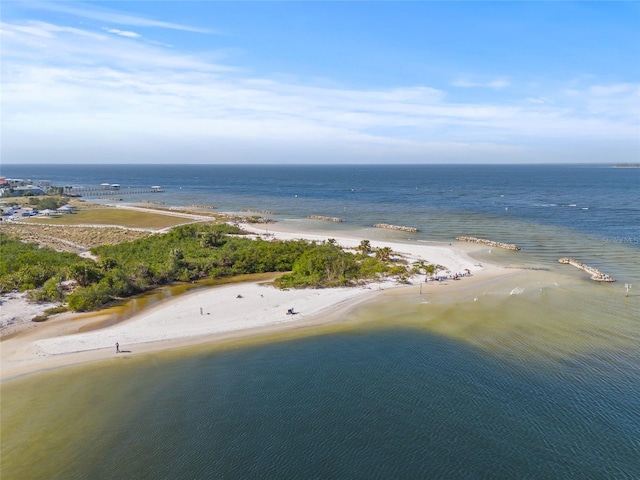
left=1, top=222, right=500, bottom=380
left=0, top=292, right=57, bottom=336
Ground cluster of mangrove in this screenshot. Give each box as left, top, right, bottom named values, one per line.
left=0, top=224, right=416, bottom=313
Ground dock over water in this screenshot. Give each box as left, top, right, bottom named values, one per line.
left=64, top=186, right=163, bottom=196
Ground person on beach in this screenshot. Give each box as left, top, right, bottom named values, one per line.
left=116, top=342, right=120, bottom=353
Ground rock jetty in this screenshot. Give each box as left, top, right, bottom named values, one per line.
left=455, top=236, right=521, bottom=251
left=189, top=204, right=216, bottom=209
left=242, top=209, right=278, bottom=215
left=558, top=258, right=615, bottom=282
left=308, top=215, right=345, bottom=223
left=374, top=223, right=419, bottom=233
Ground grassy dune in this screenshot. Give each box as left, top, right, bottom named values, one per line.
left=25, top=208, right=193, bottom=230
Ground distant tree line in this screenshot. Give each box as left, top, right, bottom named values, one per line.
left=27, top=196, right=67, bottom=210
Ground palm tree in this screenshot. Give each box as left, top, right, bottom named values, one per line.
left=376, top=246, right=393, bottom=262
left=358, top=239, right=371, bottom=255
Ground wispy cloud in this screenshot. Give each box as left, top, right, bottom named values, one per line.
left=27, top=2, right=215, bottom=34
left=453, top=78, right=511, bottom=89
left=103, top=28, right=141, bottom=39
left=2, top=21, right=230, bottom=71
left=2, top=20, right=105, bottom=40
left=589, top=83, right=637, bottom=97
left=2, top=14, right=638, bottom=163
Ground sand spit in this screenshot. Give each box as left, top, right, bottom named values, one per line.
left=1, top=222, right=499, bottom=380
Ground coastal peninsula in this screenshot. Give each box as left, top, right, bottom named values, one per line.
left=1, top=202, right=499, bottom=380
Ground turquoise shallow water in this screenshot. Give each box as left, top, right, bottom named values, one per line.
left=1, top=164, right=639, bottom=478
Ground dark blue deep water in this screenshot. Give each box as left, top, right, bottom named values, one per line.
left=3, top=164, right=639, bottom=242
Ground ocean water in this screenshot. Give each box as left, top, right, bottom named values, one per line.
left=1, top=164, right=639, bottom=478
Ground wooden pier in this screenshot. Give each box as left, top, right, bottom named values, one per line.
left=64, top=186, right=163, bottom=197
left=558, top=258, right=615, bottom=282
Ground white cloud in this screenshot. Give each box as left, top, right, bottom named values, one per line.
left=2, top=17, right=638, bottom=164
left=452, top=77, right=511, bottom=89
left=103, top=28, right=141, bottom=38
left=526, top=97, right=553, bottom=104
left=1, top=21, right=231, bottom=72
left=589, top=83, right=637, bottom=96
left=34, top=2, right=215, bottom=34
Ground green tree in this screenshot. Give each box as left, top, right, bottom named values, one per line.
left=277, top=244, right=359, bottom=288
left=27, top=276, right=65, bottom=302
left=376, top=247, right=393, bottom=262
left=357, top=239, right=372, bottom=256
left=67, top=283, right=112, bottom=311
left=67, top=262, right=101, bottom=287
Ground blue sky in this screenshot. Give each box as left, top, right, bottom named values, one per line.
left=2, top=1, right=639, bottom=164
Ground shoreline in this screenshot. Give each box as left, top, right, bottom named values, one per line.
left=1, top=220, right=510, bottom=382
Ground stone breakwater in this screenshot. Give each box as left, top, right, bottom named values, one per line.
left=455, top=236, right=521, bottom=251
left=242, top=209, right=278, bottom=215
left=189, top=204, right=216, bottom=209
left=558, top=258, right=616, bottom=282
left=308, top=215, right=345, bottom=223
left=374, top=224, right=419, bottom=233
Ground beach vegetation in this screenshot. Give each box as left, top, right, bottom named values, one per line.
left=0, top=233, right=80, bottom=293
left=411, top=260, right=439, bottom=276
left=46, top=305, right=69, bottom=315
left=27, top=195, right=67, bottom=211
left=66, top=262, right=103, bottom=287
left=27, top=275, right=66, bottom=303
left=357, top=239, right=372, bottom=255
left=276, top=242, right=359, bottom=288
left=375, top=246, right=393, bottom=262
left=275, top=241, right=395, bottom=289
left=1, top=224, right=412, bottom=312
left=67, top=282, right=113, bottom=311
